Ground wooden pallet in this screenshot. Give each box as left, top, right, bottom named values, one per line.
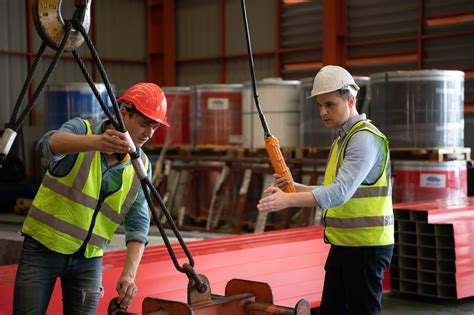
left=235, top=146, right=299, bottom=160
left=390, top=147, right=471, bottom=162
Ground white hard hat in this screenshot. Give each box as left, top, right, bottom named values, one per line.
left=308, top=65, right=360, bottom=98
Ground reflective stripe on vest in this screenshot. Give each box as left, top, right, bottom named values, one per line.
left=323, top=119, right=394, bottom=246
left=22, top=120, right=147, bottom=257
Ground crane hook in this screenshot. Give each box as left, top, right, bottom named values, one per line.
left=32, top=0, right=91, bottom=51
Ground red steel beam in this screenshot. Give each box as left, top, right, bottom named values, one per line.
left=147, top=0, right=176, bottom=86
left=220, top=0, right=226, bottom=83
left=275, top=1, right=282, bottom=77
left=417, top=0, right=424, bottom=69
left=322, top=0, right=346, bottom=66
left=0, top=227, right=330, bottom=314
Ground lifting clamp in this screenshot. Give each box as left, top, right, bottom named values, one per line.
left=108, top=277, right=310, bottom=315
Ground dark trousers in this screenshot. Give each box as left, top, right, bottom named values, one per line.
left=14, top=236, right=103, bottom=315
left=320, top=245, right=393, bottom=315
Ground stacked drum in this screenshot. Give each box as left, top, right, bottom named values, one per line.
left=369, top=70, right=466, bottom=202
left=242, top=79, right=300, bottom=148
left=370, top=70, right=464, bottom=148
left=45, top=83, right=107, bottom=130
left=152, top=87, right=191, bottom=145
left=191, top=84, right=243, bottom=146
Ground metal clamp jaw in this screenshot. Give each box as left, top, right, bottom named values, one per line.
left=32, top=0, right=92, bottom=51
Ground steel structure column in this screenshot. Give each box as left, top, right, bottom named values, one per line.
left=322, top=0, right=346, bottom=66
left=147, top=0, right=176, bottom=86
left=220, top=0, right=226, bottom=83
left=417, top=0, right=424, bottom=69
left=25, top=0, right=34, bottom=124
left=275, top=1, right=282, bottom=77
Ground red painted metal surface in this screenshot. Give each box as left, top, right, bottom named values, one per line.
left=151, top=87, right=191, bottom=145
left=191, top=85, right=242, bottom=146
left=0, top=227, right=332, bottom=314
left=392, top=161, right=468, bottom=203
left=0, top=225, right=396, bottom=314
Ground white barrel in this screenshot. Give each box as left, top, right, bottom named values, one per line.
left=242, top=79, right=301, bottom=148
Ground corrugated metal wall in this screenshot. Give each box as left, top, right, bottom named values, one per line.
left=424, top=0, right=474, bottom=105
left=175, top=0, right=276, bottom=85
left=226, top=0, right=276, bottom=83
left=0, top=1, right=28, bottom=126
left=346, top=0, right=418, bottom=74
left=280, top=0, right=323, bottom=80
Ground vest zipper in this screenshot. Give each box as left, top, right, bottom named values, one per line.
left=80, top=191, right=115, bottom=252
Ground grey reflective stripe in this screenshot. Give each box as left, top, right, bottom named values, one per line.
left=42, top=175, right=98, bottom=209
left=73, top=151, right=95, bottom=190
left=28, top=205, right=109, bottom=248
left=43, top=174, right=125, bottom=226
left=386, top=160, right=392, bottom=181
left=99, top=203, right=123, bottom=224
left=352, top=186, right=391, bottom=198
left=122, top=176, right=142, bottom=215
left=325, top=215, right=394, bottom=228
left=98, top=157, right=145, bottom=224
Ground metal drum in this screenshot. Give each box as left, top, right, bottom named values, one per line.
left=392, top=160, right=467, bottom=203
left=45, top=83, right=106, bottom=130
left=191, top=84, right=242, bottom=146
left=369, top=70, right=465, bottom=148
left=300, top=76, right=369, bottom=147
left=354, top=76, right=370, bottom=113
left=242, top=79, right=300, bottom=148
left=152, top=87, right=191, bottom=145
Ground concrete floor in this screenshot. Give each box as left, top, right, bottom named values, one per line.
left=382, top=292, right=474, bottom=315
left=311, top=293, right=474, bottom=314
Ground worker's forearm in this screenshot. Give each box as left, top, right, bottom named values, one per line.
left=49, top=132, right=99, bottom=155
left=288, top=191, right=319, bottom=208
left=294, top=183, right=313, bottom=193
left=121, top=241, right=145, bottom=279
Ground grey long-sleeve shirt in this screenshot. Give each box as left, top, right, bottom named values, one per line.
left=311, top=114, right=386, bottom=210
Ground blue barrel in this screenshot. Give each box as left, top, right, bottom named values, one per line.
left=45, top=83, right=112, bottom=130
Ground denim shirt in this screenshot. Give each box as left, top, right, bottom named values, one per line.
left=38, top=117, right=150, bottom=245
left=311, top=114, right=386, bottom=210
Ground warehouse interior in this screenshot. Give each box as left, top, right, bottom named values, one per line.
left=1, top=0, right=474, bottom=314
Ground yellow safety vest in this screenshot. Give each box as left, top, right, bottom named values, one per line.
left=22, top=120, right=148, bottom=258
left=323, top=119, right=394, bottom=246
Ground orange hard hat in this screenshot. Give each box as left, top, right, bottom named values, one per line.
left=118, top=82, right=170, bottom=127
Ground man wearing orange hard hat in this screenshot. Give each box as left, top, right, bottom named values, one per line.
left=14, top=83, right=169, bottom=314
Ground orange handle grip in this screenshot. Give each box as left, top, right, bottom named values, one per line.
left=264, top=135, right=296, bottom=193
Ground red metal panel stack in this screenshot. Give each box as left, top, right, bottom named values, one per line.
left=0, top=227, right=331, bottom=314
left=391, top=197, right=474, bottom=299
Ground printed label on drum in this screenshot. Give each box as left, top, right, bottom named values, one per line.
left=208, top=98, right=229, bottom=110
left=420, top=174, right=446, bottom=188
left=229, top=134, right=242, bottom=144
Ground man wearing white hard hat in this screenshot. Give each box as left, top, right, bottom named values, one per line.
left=258, top=65, right=394, bottom=314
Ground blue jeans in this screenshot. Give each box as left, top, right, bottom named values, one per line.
left=320, top=245, right=393, bottom=315
left=14, top=236, right=103, bottom=315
